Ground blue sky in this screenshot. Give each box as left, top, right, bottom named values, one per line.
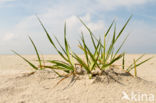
left=0, top=0, right=156, bottom=54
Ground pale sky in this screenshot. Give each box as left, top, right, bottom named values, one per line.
left=0, top=0, right=156, bottom=54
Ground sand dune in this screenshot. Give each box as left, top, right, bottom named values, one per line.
left=0, top=54, right=156, bottom=103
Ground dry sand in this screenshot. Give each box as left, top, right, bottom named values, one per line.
left=0, top=54, right=156, bottom=103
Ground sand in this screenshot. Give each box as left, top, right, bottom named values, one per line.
left=0, top=54, right=156, bottom=103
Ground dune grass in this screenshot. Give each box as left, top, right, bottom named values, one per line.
left=13, top=16, right=152, bottom=79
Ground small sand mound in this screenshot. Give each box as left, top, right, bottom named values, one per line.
left=0, top=68, right=156, bottom=103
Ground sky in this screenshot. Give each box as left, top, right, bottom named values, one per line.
left=0, top=0, right=156, bottom=54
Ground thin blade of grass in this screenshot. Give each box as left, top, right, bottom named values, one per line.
left=127, top=57, right=153, bottom=72
left=73, top=53, right=90, bottom=73
left=64, top=22, right=70, bottom=61
left=63, top=22, right=75, bottom=68
left=81, top=33, right=89, bottom=64
left=12, top=50, right=38, bottom=70
left=36, top=16, right=68, bottom=62
left=52, top=70, right=63, bottom=77
left=127, top=54, right=146, bottom=71
left=115, top=15, right=132, bottom=41
left=54, top=36, right=67, bottom=55
left=48, top=60, right=73, bottom=70
left=102, top=54, right=123, bottom=69
left=83, top=39, right=101, bottom=70
left=43, top=65, right=70, bottom=73
left=36, top=16, right=57, bottom=48
left=134, top=59, right=137, bottom=77
left=102, top=35, right=106, bottom=62
left=113, top=34, right=129, bottom=60
left=105, top=24, right=117, bottom=63
left=28, top=36, right=42, bottom=69
left=122, top=53, right=125, bottom=70
left=105, top=20, right=115, bottom=37
left=79, top=18, right=97, bottom=49
left=105, top=16, right=132, bottom=64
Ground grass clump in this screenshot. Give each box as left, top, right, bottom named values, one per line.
left=37, top=18, right=77, bottom=77
left=13, top=16, right=152, bottom=81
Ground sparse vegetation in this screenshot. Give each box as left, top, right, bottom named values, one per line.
left=13, top=16, right=152, bottom=82
left=122, top=54, right=153, bottom=77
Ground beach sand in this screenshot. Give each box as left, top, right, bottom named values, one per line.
left=0, top=54, right=156, bottom=103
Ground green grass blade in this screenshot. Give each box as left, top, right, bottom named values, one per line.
left=92, top=41, right=102, bottom=70
left=122, top=53, right=125, bottom=70
left=115, top=15, right=132, bottom=41
left=82, top=38, right=101, bottom=70
left=102, top=54, right=123, bottom=69
left=36, top=16, right=57, bottom=49
left=102, top=35, right=106, bottom=62
left=105, top=20, right=115, bottom=37
left=81, top=33, right=89, bottom=64
left=110, top=47, right=114, bottom=60
left=12, top=50, right=38, bottom=70
left=44, top=65, right=70, bottom=73
left=64, top=22, right=70, bottom=60
left=73, top=53, right=90, bottom=73
left=36, top=16, right=68, bottom=62
left=103, top=22, right=116, bottom=61
left=79, top=18, right=97, bottom=49
left=48, top=60, right=73, bottom=71
left=134, top=59, right=137, bottom=77
left=105, top=16, right=132, bottom=64
left=105, top=39, right=115, bottom=63
left=54, top=36, right=67, bottom=55
left=52, top=70, right=63, bottom=77
left=101, top=20, right=115, bottom=62
left=113, top=34, right=129, bottom=59
left=105, top=24, right=117, bottom=62
left=109, top=24, right=116, bottom=61
left=28, top=36, right=42, bottom=69
left=81, top=36, right=95, bottom=62
left=128, top=57, right=153, bottom=72
left=109, top=54, right=123, bottom=65
left=63, top=22, right=75, bottom=68
left=112, top=23, right=116, bottom=44
left=127, top=54, right=146, bottom=71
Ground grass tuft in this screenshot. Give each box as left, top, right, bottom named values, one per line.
left=13, top=15, right=152, bottom=83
